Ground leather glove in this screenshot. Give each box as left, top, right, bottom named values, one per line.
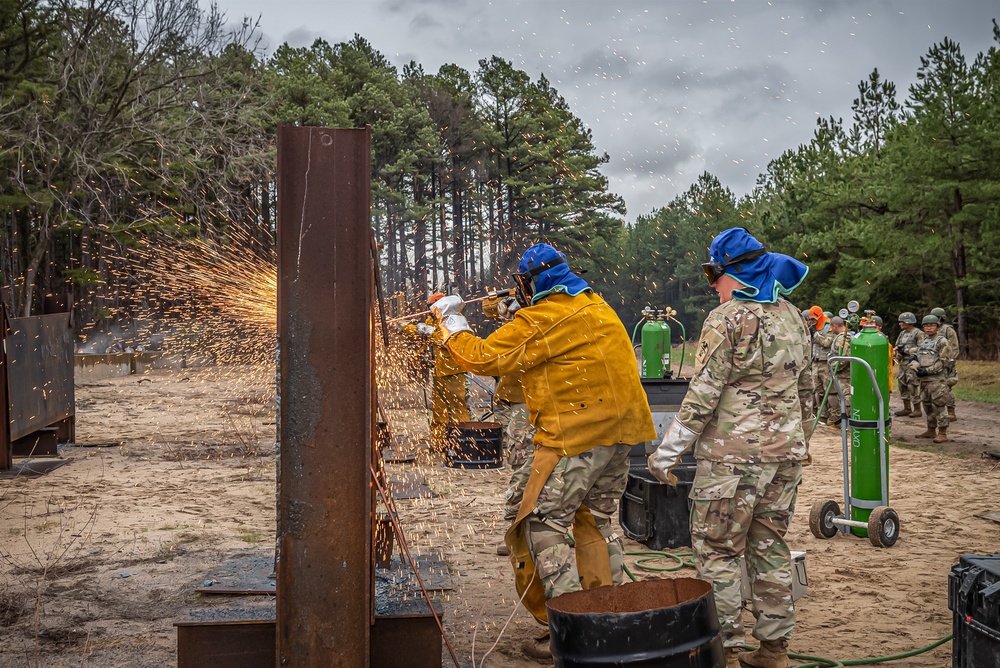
left=401, top=323, right=417, bottom=337
left=481, top=295, right=502, bottom=321
left=647, top=418, right=699, bottom=486
left=431, top=295, right=472, bottom=339
left=497, top=297, right=520, bottom=321
left=415, top=323, right=435, bottom=336
left=916, top=368, right=928, bottom=377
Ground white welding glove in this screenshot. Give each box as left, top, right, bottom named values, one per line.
left=648, top=417, right=699, bottom=486
left=497, top=297, right=520, bottom=321
left=431, top=295, right=472, bottom=339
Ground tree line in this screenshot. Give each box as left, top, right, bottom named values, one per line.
left=1, top=1, right=998, bottom=357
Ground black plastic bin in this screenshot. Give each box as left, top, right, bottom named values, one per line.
left=547, top=577, right=724, bottom=667
left=445, top=421, right=504, bottom=469
left=619, top=455, right=696, bottom=550
left=949, top=553, right=1000, bottom=668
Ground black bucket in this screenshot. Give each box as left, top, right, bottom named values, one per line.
left=445, top=421, right=503, bottom=469
left=620, top=454, right=696, bottom=550
left=547, top=578, right=724, bottom=667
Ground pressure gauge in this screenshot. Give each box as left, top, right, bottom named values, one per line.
left=839, top=308, right=849, bottom=319
left=847, top=300, right=860, bottom=313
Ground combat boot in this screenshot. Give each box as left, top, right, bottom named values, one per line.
left=908, top=404, right=923, bottom=418
left=915, top=422, right=936, bottom=439
left=934, top=426, right=949, bottom=444
left=948, top=406, right=958, bottom=422
left=739, top=639, right=789, bottom=667
left=725, top=647, right=743, bottom=667
left=894, top=400, right=912, bottom=417
left=522, top=631, right=551, bottom=663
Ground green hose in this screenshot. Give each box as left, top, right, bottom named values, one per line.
left=623, top=549, right=951, bottom=666
left=631, top=318, right=646, bottom=345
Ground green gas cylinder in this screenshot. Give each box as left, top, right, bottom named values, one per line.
left=848, top=323, right=891, bottom=537
left=641, top=318, right=671, bottom=378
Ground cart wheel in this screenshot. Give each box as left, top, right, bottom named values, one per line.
left=809, top=499, right=840, bottom=539
left=867, top=506, right=900, bottom=548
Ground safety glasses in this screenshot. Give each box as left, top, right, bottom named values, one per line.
left=701, top=248, right=767, bottom=285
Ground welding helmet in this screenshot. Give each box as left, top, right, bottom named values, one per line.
left=513, top=244, right=588, bottom=306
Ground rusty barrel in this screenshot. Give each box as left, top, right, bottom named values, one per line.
left=547, top=578, right=724, bottom=667
left=445, top=421, right=503, bottom=469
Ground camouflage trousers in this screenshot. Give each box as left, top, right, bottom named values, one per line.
left=920, top=376, right=950, bottom=428
left=895, top=360, right=921, bottom=405
left=522, top=444, right=630, bottom=599
left=430, top=374, right=469, bottom=450
left=812, top=362, right=831, bottom=420
left=492, top=400, right=535, bottom=472
left=797, top=367, right=814, bottom=426
left=690, top=459, right=803, bottom=648
left=826, top=370, right=851, bottom=423
left=945, top=364, right=958, bottom=408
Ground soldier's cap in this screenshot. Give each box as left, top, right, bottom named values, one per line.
left=705, top=227, right=808, bottom=303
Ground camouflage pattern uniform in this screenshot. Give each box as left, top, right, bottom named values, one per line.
left=939, top=322, right=960, bottom=408
left=827, top=330, right=852, bottom=424
left=915, top=334, right=955, bottom=429
left=493, top=374, right=536, bottom=521
left=677, top=297, right=810, bottom=649
left=894, top=327, right=924, bottom=408
left=811, top=322, right=834, bottom=420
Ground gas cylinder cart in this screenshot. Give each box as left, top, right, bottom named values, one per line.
left=809, top=351, right=900, bottom=548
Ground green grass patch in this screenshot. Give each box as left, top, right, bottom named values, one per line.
left=953, top=360, right=1000, bottom=403
left=890, top=438, right=986, bottom=459
left=236, top=527, right=264, bottom=544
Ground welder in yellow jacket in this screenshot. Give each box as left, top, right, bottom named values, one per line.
left=432, top=244, right=656, bottom=642
left=402, top=293, right=469, bottom=450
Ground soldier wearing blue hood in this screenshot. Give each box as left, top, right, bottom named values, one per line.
left=649, top=228, right=811, bottom=668
left=431, top=243, right=656, bottom=660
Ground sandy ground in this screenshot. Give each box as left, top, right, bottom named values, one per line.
left=1, top=365, right=999, bottom=667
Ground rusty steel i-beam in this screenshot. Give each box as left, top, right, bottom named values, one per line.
left=276, top=126, right=373, bottom=666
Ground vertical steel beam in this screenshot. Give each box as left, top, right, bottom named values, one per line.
left=276, top=126, right=372, bottom=666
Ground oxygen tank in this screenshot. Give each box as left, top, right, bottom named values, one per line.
left=848, top=322, right=891, bottom=537
left=641, top=319, right=667, bottom=378
left=659, top=319, right=672, bottom=377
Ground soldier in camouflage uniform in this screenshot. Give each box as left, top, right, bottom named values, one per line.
left=912, top=314, right=956, bottom=443
left=931, top=307, right=959, bottom=421
left=893, top=312, right=924, bottom=417
left=481, top=295, right=538, bottom=556
left=649, top=228, right=810, bottom=668
left=433, top=243, right=656, bottom=660
left=808, top=306, right=834, bottom=424
left=826, top=316, right=852, bottom=427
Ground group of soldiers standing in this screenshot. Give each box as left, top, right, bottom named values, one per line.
left=797, top=305, right=959, bottom=444
left=893, top=307, right=959, bottom=443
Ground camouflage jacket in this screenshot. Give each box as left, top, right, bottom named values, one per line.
left=914, top=334, right=954, bottom=378
left=677, top=297, right=811, bottom=463
left=939, top=323, right=959, bottom=360
left=830, top=330, right=852, bottom=378
left=811, top=322, right=834, bottom=361
left=894, top=327, right=924, bottom=358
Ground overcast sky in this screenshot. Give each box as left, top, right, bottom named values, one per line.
left=210, top=0, right=998, bottom=222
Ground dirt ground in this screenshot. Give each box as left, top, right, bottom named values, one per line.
left=1, top=365, right=999, bottom=667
